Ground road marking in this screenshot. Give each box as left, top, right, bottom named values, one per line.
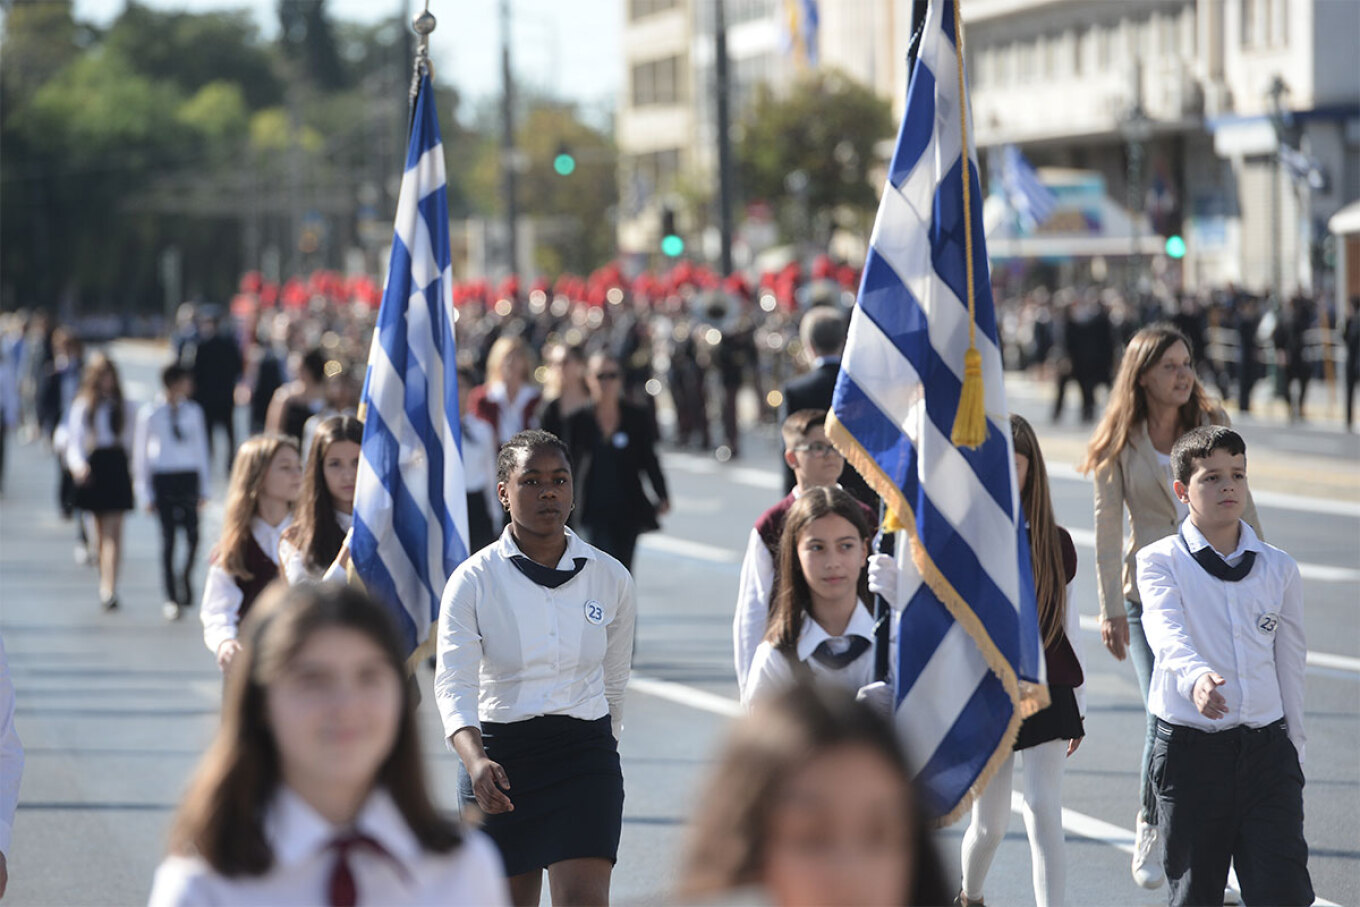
left=629, top=675, right=1340, bottom=906
left=1063, top=528, right=1360, bottom=584
left=1048, top=463, right=1360, bottom=519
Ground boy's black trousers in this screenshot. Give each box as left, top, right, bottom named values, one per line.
left=151, top=471, right=200, bottom=607
left=1152, top=717, right=1312, bottom=907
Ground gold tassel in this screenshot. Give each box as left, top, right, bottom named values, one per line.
left=951, top=345, right=987, bottom=448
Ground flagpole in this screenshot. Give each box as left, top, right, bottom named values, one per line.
left=410, top=3, right=436, bottom=107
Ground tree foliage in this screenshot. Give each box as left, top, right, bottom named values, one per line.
left=735, top=69, right=893, bottom=242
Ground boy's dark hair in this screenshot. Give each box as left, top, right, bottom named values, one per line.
left=496, top=429, right=572, bottom=484
left=161, top=363, right=190, bottom=389
left=780, top=408, right=828, bottom=450
left=1171, top=425, right=1246, bottom=485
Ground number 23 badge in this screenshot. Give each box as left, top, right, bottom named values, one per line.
left=584, top=600, right=605, bottom=625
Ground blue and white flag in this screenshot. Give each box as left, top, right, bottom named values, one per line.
left=352, top=72, right=469, bottom=659
left=1001, top=144, right=1057, bottom=232
left=826, top=0, right=1045, bottom=823
left=782, top=0, right=820, bottom=67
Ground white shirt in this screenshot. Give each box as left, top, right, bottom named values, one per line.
left=733, top=526, right=776, bottom=701
left=744, top=601, right=878, bottom=706
left=483, top=382, right=539, bottom=443
left=147, top=786, right=509, bottom=907
left=1137, top=518, right=1307, bottom=762
left=133, top=397, right=211, bottom=505
left=460, top=416, right=498, bottom=495
left=64, top=398, right=137, bottom=474
left=435, top=526, right=636, bottom=740
left=279, top=511, right=352, bottom=585
left=0, top=634, right=23, bottom=857
left=200, top=515, right=292, bottom=655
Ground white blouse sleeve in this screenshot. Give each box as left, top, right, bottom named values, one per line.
left=742, top=642, right=796, bottom=709
left=277, top=537, right=314, bottom=585
left=64, top=398, right=91, bottom=474
left=435, top=566, right=485, bottom=743
left=733, top=528, right=775, bottom=700
left=146, top=855, right=216, bottom=907
left=200, top=563, right=244, bottom=656
left=603, top=569, right=637, bottom=738
left=133, top=404, right=153, bottom=506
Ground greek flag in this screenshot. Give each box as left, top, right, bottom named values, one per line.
left=352, top=72, right=469, bottom=659
left=1001, top=144, right=1057, bottom=232
left=825, top=0, right=1045, bottom=823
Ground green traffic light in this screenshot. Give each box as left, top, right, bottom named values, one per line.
left=1165, top=235, right=1186, bottom=259
left=661, top=234, right=684, bottom=257
left=553, top=153, right=576, bottom=176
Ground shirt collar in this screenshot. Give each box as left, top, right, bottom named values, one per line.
left=251, top=514, right=292, bottom=559
left=1180, top=517, right=1263, bottom=561
left=267, top=786, right=422, bottom=872
left=496, top=524, right=596, bottom=569
left=795, top=601, right=876, bottom=662
left=336, top=510, right=353, bottom=532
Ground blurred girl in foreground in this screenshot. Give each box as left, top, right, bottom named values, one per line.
left=680, top=684, right=950, bottom=907
left=151, top=583, right=507, bottom=906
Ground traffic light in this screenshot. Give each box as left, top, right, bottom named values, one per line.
left=660, top=207, right=684, bottom=257
left=553, top=143, right=576, bottom=176
left=1165, top=234, right=1186, bottom=259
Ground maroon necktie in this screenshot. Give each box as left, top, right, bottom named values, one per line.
left=327, top=832, right=392, bottom=907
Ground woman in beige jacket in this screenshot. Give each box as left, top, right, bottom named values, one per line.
left=1079, top=323, right=1262, bottom=890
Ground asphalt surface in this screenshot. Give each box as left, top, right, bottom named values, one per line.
left=1, top=340, right=1355, bottom=906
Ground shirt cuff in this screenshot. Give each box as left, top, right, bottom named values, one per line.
left=1177, top=667, right=1214, bottom=703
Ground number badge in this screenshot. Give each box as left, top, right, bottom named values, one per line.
left=584, top=600, right=605, bottom=625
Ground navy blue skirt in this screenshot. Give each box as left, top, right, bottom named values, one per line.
left=459, top=714, right=624, bottom=876
left=1015, top=684, right=1084, bottom=750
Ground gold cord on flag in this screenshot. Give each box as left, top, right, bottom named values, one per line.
left=949, top=0, right=986, bottom=449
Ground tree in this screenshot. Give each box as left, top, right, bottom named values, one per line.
left=277, top=0, right=348, bottom=93
left=735, top=69, right=893, bottom=244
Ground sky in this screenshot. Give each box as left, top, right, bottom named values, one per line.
left=72, top=0, right=623, bottom=118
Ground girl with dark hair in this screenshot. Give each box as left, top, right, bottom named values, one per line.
left=680, top=683, right=951, bottom=906
left=200, top=435, right=303, bottom=673
left=1078, top=322, right=1262, bottom=889
left=955, top=414, right=1085, bottom=907
left=435, top=429, right=636, bottom=907
left=279, top=416, right=363, bottom=584
left=150, top=583, right=508, bottom=906
left=64, top=353, right=138, bottom=611
left=742, top=486, right=876, bottom=706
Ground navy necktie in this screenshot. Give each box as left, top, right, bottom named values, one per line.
left=510, top=554, right=588, bottom=589
left=1181, top=530, right=1256, bottom=582
left=811, top=636, right=871, bottom=669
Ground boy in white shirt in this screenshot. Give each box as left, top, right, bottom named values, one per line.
left=1136, top=425, right=1311, bottom=907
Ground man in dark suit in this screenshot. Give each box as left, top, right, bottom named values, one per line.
left=779, top=306, right=875, bottom=507
left=184, top=312, right=243, bottom=477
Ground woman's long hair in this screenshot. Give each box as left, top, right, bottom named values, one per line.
left=167, top=583, right=461, bottom=875
left=679, top=683, right=950, bottom=905
left=76, top=352, right=125, bottom=437
left=765, top=486, right=872, bottom=657
left=1079, top=323, right=1220, bottom=474
left=216, top=435, right=298, bottom=581
left=1012, top=414, right=1066, bottom=651
left=282, top=416, right=363, bottom=573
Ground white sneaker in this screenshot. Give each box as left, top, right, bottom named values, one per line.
left=1132, top=814, right=1165, bottom=889
left=162, top=601, right=183, bottom=621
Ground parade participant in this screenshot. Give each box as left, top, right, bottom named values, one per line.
left=133, top=364, right=211, bottom=621
left=299, top=367, right=361, bottom=459
left=537, top=342, right=590, bottom=440
left=200, top=435, right=303, bottom=673
left=150, top=584, right=509, bottom=907
left=187, top=312, right=244, bottom=477
left=742, top=486, right=876, bottom=706
left=0, top=634, right=23, bottom=901
left=279, top=416, right=361, bottom=585
left=467, top=336, right=541, bottom=448
left=1078, top=323, right=1262, bottom=889
left=435, top=430, right=636, bottom=907
left=558, top=351, right=669, bottom=573
left=955, top=415, right=1085, bottom=907
left=733, top=409, right=874, bottom=699
left=39, top=331, right=89, bottom=565
left=457, top=366, right=500, bottom=553
left=1137, top=426, right=1311, bottom=907
left=679, top=684, right=950, bottom=907
left=64, top=353, right=138, bottom=612
left=266, top=348, right=328, bottom=445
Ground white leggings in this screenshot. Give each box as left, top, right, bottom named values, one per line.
left=960, top=738, right=1068, bottom=907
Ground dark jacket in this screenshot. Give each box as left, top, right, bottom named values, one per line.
left=560, top=401, right=668, bottom=534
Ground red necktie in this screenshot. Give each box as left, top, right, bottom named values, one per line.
left=327, top=832, right=391, bottom=907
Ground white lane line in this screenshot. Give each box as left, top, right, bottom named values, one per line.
left=1063, top=528, right=1360, bottom=584
left=628, top=676, right=744, bottom=718
left=1076, top=615, right=1360, bottom=675
left=629, top=674, right=1340, bottom=907
left=1048, top=463, right=1360, bottom=519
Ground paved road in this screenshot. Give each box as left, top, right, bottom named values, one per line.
left=1, top=340, right=1355, bottom=905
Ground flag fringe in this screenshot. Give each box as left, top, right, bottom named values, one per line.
left=826, top=410, right=1049, bottom=825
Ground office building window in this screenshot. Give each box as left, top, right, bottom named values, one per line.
left=630, top=0, right=677, bottom=20
left=631, top=55, right=684, bottom=107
